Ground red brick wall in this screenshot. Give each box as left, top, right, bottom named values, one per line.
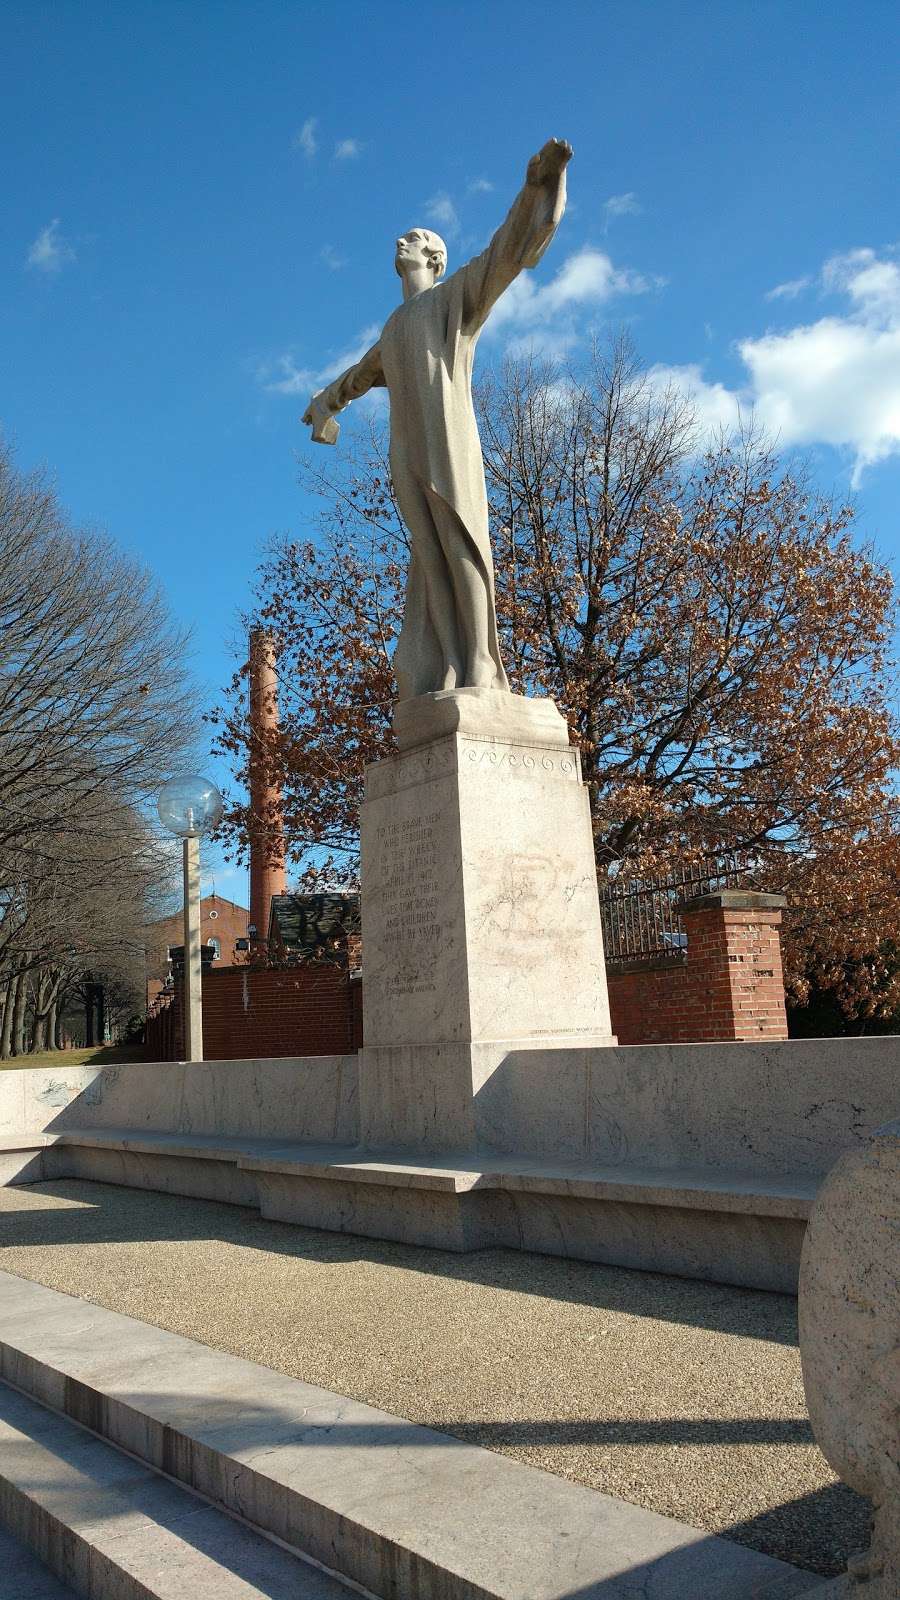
left=145, top=963, right=357, bottom=1061
left=144, top=895, right=788, bottom=1059
left=608, top=895, right=789, bottom=1045
left=607, top=961, right=691, bottom=1045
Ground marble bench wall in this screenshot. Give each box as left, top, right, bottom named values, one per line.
left=474, top=1036, right=900, bottom=1176
left=0, top=1056, right=360, bottom=1146
left=2, top=1038, right=896, bottom=1185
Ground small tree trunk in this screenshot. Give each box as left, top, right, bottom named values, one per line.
left=85, top=985, right=96, bottom=1046
left=0, top=975, right=17, bottom=1059
left=12, top=977, right=29, bottom=1056
left=47, top=994, right=59, bottom=1051
left=30, top=970, right=51, bottom=1053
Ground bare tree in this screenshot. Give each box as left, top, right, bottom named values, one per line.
left=0, top=445, right=199, bottom=1054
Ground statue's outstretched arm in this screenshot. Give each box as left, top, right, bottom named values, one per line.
left=302, top=342, right=385, bottom=446
left=463, top=139, right=573, bottom=334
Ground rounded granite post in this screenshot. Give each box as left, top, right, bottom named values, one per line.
left=799, top=1120, right=900, bottom=1598
left=677, top=890, right=789, bottom=1041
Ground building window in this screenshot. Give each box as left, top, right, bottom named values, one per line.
left=207, top=938, right=221, bottom=960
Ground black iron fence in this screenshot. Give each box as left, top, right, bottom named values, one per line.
left=599, top=853, right=753, bottom=965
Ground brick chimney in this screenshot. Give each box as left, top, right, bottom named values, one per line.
left=248, top=627, right=287, bottom=948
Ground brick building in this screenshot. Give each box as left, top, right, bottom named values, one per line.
left=144, top=893, right=249, bottom=1006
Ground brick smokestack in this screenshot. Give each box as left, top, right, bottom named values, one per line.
left=248, top=627, right=287, bottom=947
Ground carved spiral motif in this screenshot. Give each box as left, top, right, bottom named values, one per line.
left=453, top=743, right=576, bottom=779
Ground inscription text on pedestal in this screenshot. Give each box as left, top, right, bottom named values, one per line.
left=376, top=811, right=442, bottom=998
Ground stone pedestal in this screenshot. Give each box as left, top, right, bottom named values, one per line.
left=359, top=689, right=615, bottom=1152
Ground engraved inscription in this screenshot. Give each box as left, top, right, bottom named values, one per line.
left=376, top=811, right=442, bottom=997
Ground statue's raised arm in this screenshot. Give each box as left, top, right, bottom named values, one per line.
left=302, top=340, right=385, bottom=446
left=461, top=137, right=572, bottom=334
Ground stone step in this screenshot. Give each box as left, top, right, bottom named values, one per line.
left=0, top=1380, right=359, bottom=1600
left=0, top=1523, right=78, bottom=1598
left=0, top=1270, right=815, bottom=1600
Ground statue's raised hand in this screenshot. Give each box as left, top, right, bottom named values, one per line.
left=526, top=138, right=573, bottom=188
left=302, top=390, right=340, bottom=446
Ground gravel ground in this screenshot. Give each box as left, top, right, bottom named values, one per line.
left=0, top=1180, right=868, bottom=1577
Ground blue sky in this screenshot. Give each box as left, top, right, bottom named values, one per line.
left=3, top=0, right=899, bottom=904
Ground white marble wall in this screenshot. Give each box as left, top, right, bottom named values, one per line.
left=2, top=1036, right=896, bottom=1185
left=0, top=1056, right=359, bottom=1144
left=474, top=1036, right=900, bottom=1175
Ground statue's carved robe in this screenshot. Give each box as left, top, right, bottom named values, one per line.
left=323, top=172, right=566, bottom=699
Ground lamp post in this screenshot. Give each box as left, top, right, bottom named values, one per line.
left=157, top=775, right=223, bottom=1062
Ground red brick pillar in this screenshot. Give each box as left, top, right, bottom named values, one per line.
left=677, top=891, right=789, bottom=1042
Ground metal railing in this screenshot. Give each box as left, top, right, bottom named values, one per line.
left=600, top=853, right=752, bottom=965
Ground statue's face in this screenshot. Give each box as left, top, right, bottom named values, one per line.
left=395, top=228, right=446, bottom=283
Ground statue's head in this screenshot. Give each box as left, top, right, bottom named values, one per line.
left=394, top=228, right=447, bottom=286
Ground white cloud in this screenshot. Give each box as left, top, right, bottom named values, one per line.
left=765, top=276, right=811, bottom=302
left=424, top=191, right=459, bottom=237
left=485, top=246, right=661, bottom=357
left=822, top=247, right=900, bottom=320
left=603, top=192, right=641, bottom=228
left=320, top=243, right=345, bottom=271
left=26, top=219, right=75, bottom=274
left=258, top=323, right=381, bottom=396
left=293, top=117, right=318, bottom=159
left=645, top=363, right=743, bottom=438
left=467, top=177, right=494, bottom=195
left=651, top=248, right=900, bottom=485
left=504, top=327, right=581, bottom=362
left=334, top=138, right=361, bottom=160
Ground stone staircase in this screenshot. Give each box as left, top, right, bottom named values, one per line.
left=0, top=1271, right=831, bottom=1600
left=0, top=1384, right=354, bottom=1599
left=0, top=1523, right=81, bottom=1599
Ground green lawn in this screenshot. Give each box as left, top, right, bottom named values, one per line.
left=0, top=1044, right=145, bottom=1071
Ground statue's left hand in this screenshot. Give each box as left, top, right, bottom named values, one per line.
left=526, top=138, right=573, bottom=187
left=302, top=391, right=340, bottom=446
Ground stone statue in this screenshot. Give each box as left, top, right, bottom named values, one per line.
left=302, top=138, right=572, bottom=702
